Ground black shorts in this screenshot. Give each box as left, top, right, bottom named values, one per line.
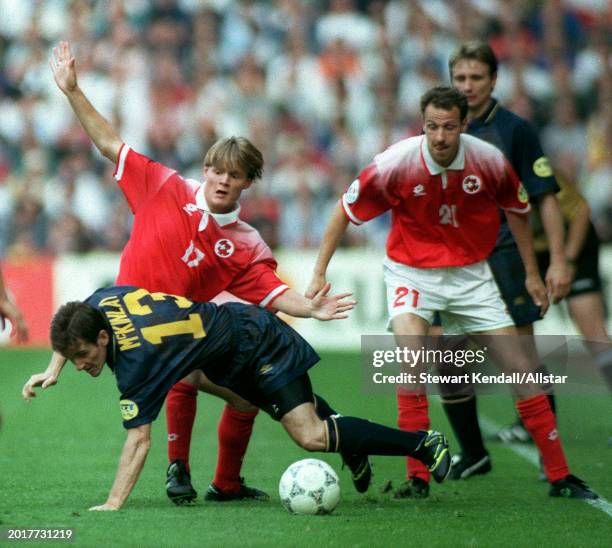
left=207, top=303, right=320, bottom=409
left=537, top=222, right=602, bottom=297
left=261, top=374, right=314, bottom=420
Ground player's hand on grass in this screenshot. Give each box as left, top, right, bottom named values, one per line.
left=545, top=260, right=572, bottom=304
left=89, top=503, right=119, bottom=511
left=305, top=273, right=327, bottom=299
left=22, top=371, right=59, bottom=401
left=309, top=282, right=356, bottom=321
left=0, top=298, right=28, bottom=343
left=525, top=274, right=549, bottom=317
left=50, top=41, right=78, bottom=94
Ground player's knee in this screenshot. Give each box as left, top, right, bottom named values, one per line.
left=290, top=422, right=326, bottom=452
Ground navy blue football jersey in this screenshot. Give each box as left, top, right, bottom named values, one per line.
left=467, top=99, right=559, bottom=248
left=84, top=286, right=319, bottom=428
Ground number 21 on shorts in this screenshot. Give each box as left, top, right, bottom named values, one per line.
left=393, top=286, right=420, bottom=308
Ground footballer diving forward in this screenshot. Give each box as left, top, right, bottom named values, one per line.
left=22, top=286, right=451, bottom=511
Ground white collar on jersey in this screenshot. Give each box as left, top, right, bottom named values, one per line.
left=420, top=135, right=466, bottom=175
left=195, top=182, right=241, bottom=229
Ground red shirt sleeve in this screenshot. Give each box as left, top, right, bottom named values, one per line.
left=227, top=260, right=289, bottom=309
left=113, top=145, right=177, bottom=213
left=495, top=158, right=531, bottom=215
left=341, top=162, right=394, bottom=225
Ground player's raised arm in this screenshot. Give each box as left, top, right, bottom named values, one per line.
left=90, top=423, right=151, bottom=511
left=22, top=352, right=67, bottom=400
left=305, top=202, right=350, bottom=298
left=50, top=41, right=122, bottom=162
left=505, top=211, right=549, bottom=317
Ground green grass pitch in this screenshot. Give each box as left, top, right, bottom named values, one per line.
left=1, top=348, right=610, bottom=547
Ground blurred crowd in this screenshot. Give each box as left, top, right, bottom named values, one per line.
left=0, top=0, right=611, bottom=257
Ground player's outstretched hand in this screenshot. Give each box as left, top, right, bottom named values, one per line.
left=545, top=260, right=572, bottom=304
left=305, top=273, right=327, bottom=299
left=22, top=371, right=59, bottom=401
left=50, top=41, right=78, bottom=94
left=89, top=503, right=119, bottom=511
left=0, top=299, right=28, bottom=344
left=310, top=282, right=356, bottom=321
left=525, top=273, right=549, bottom=317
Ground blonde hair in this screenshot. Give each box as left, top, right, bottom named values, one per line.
left=204, top=137, right=264, bottom=181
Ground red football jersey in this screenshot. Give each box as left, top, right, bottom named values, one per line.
left=113, top=145, right=288, bottom=307
left=342, top=134, right=530, bottom=267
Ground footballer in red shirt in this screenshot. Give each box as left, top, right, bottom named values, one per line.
left=308, top=86, right=597, bottom=500
left=24, top=41, right=365, bottom=506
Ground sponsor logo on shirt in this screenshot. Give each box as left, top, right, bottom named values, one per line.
left=120, top=399, right=139, bottom=421
left=462, top=175, right=482, bottom=194
left=533, top=156, right=553, bottom=177
left=260, top=364, right=274, bottom=375
left=345, top=179, right=360, bottom=204
left=413, top=184, right=426, bottom=196
left=518, top=183, right=529, bottom=203
left=215, top=239, right=235, bottom=258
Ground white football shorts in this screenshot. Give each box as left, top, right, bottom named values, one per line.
left=383, top=256, right=514, bottom=334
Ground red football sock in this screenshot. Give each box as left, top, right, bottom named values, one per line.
left=397, top=390, right=430, bottom=482
left=516, top=394, right=569, bottom=482
left=166, top=381, right=198, bottom=470
left=213, top=405, right=258, bottom=493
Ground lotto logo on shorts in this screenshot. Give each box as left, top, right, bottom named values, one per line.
left=462, top=175, right=482, bottom=194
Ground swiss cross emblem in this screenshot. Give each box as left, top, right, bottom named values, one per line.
left=462, top=175, right=481, bottom=194
left=214, top=239, right=235, bottom=258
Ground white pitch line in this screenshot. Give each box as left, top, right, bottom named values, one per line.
left=479, top=416, right=612, bottom=519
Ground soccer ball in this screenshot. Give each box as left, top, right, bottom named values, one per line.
left=278, top=458, right=341, bottom=515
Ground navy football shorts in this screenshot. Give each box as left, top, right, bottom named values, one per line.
left=221, top=303, right=320, bottom=411
left=261, top=374, right=314, bottom=421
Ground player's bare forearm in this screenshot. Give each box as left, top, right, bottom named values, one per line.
left=538, top=193, right=571, bottom=300
left=22, top=352, right=67, bottom=400
left=64, top=87, right=122, bottom=162
left=506, top=211, right=549, bottom=315
left=307, top=202, right=349, bottom=298
left=273, top=286, right=355, bottom=321
left=95, top=424, right=151, bottom=511
left=51, top=41, right=122, bottom=162
left=538, top=193, right=566, bottom=263
left=564, top=201, right=590, bottom=263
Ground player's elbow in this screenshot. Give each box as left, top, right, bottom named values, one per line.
left=99, top=138, right=123, bottom=163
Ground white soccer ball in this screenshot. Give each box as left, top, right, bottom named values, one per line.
left=279, top=458, right=341, bottom=515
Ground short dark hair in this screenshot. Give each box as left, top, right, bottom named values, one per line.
left=50, top=301, right=107, bottom=357
left=420, top=86, right=468, bottom=121
left=448, top=41, right=498, bottom=78
left=204, top=136, right=264, bottom=181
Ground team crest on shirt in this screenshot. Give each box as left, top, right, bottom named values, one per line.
left=215, top=239, right=235, bottom=258
left=518, top=183, right=529, bottom=203
left=533, top=156, right=553, bottom=177
left=462, top=175, right=482, bottom=194
left=120, top=400, right=139, bottom=421
left=413, top=184, right=426, bottom=197
left=345, top=179, right=360, bottom=204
